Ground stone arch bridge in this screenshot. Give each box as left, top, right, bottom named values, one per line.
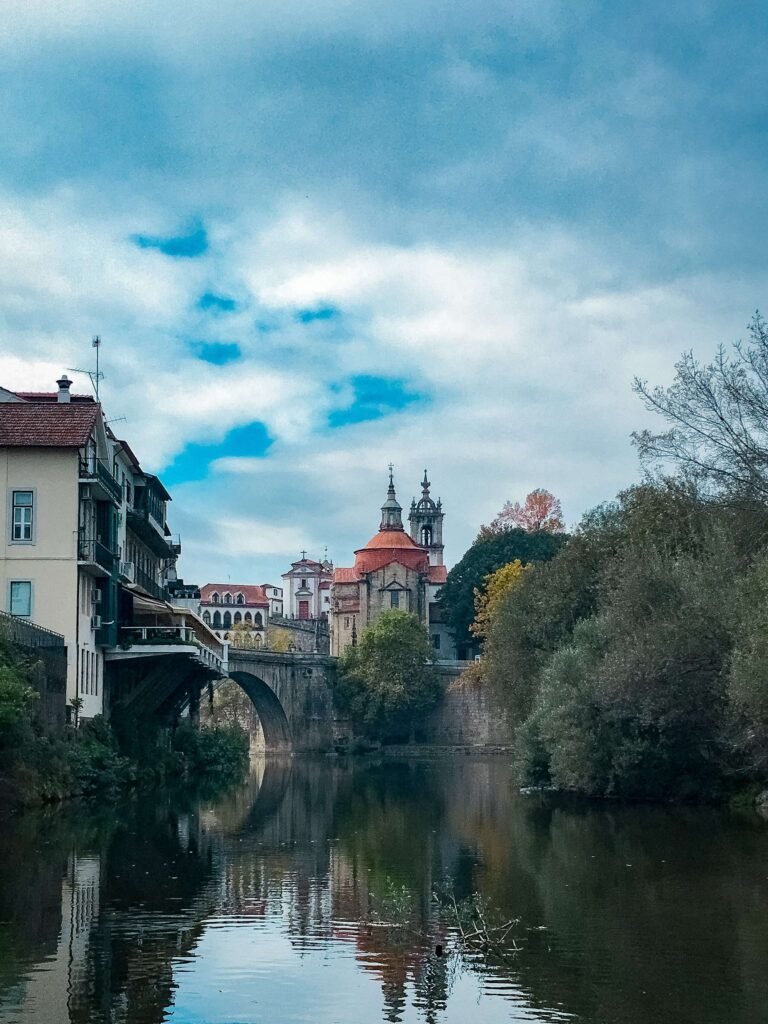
left=108, top=647, right=467, bottom=752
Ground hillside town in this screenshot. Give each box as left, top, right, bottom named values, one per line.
left=0, top=374, right=462, bottom=727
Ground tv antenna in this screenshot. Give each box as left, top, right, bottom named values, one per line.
left=68, top=335, right=104, bottom=402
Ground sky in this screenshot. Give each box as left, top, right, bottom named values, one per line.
left=1, top=0, right=766, bottom=585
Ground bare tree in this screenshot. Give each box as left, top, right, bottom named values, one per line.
left=633, top=313, right=768, bottom=499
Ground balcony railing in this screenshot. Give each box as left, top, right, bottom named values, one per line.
left=79, top=458, right=122, bottom=505
left=78, top=536, right=116, bottom=575
left=134, top=565, right=167, bottom=602
left=118, top=626, right=224, bottom=670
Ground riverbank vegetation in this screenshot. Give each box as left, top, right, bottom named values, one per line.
left=0, top=637, right=248, bottom=809
left=467, top=312, right=768, bottom=801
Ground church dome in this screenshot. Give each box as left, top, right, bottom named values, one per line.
left=354, top=526, right=429, bottom=574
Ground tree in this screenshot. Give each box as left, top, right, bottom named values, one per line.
left=438, top=528, right=568, bottom=647
left=480, top=489, right=564, bottom=537
left=633, top=312, right=768, bottom=500
left=335, top=610, right=440, bottom=741
left=471, top=560, right=529, bottom=640
left=230, top=621, right=257, bottom=649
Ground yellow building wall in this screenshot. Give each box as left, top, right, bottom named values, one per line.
left=0, top=449, right=82, bottom=701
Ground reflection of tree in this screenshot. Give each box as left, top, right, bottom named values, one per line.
left=5, top=759, right=768, bottom=1024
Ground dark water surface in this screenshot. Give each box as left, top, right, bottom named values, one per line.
left=1, top=757, right=767, bottom=1024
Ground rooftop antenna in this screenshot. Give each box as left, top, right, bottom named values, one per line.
left=68, top=335, right=104, bottom=402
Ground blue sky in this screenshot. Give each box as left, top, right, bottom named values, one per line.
left=0, top=0, right=766, bottom=583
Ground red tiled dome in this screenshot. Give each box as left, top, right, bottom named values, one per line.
left=354, top=529, right=429, bottom=574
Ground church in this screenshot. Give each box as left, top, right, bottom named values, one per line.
left=330, top=469, right=455, bottom=658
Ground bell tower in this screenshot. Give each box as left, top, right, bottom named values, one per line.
left=409, top=469, right=444, bottom=565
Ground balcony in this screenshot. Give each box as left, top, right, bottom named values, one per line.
left=127, top=491, right=174, bottom=558
left=107, top=624, right=226, bottom=673
left=78, top=536, right=116, bottom=577
left=119, top=560, right=135, bottom=583
left=79, top=457, right=122, bottom=505
left=134, top=565, right=168, bottom=602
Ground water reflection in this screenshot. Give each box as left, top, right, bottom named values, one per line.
left=1, top=758, right=768, bottom=1023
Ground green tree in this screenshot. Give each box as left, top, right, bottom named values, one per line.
left=335, top=610, right=440, bottom=741
left=439, top=527, right=567, bottom=648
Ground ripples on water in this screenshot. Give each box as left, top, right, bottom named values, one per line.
left=1, top=757, right=767, bottom=1023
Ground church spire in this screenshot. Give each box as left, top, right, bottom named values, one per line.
left=380, top=464, right=403, bottom=531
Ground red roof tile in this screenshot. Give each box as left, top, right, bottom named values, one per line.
left=427, top=564, right=448, bottom=585
left=0, top=403, right=98, bottom=448
left=333, top=567, right=359, bottom=584
left=200, top=583, right=269, bottom=606
left=15, top=392, right=95, bottom=403
left=354, top=528, right=429, bottom=575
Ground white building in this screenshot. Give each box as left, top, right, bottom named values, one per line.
left=281, top=554, right=333, bottom=620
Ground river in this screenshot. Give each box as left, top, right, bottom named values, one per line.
left=1, top=757, right=767, bottom=1023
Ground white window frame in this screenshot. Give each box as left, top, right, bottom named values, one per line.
left=9, top=579, right=33, bottom=617
left=9, top=488, right=35, bottom=545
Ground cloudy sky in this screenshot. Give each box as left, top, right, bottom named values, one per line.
left=1, top=1, right=766, bottom=583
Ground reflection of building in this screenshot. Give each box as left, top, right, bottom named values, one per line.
left=330, top=470, right=453, bottom=657
left=200, top=583, right=272, bottom=643
left=281, top=554, right=333, bottom=620
left=12, top=853, right=101, bottom=1024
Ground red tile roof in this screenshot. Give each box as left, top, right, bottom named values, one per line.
left=427, top=564, right=448, bottom=585
left=14, top=392, right=95, bottom=403
left=333, top=567, right=358, bottom=584
left=200, top=583, right=269, bottom=606
left=354, top=527, right=429, bottom=575
left=0, top=403, right=98, bottom=448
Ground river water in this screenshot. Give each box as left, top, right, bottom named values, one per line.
left=1, top=757, right=767, bottom=1024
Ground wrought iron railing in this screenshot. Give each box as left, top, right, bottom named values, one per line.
left=78, top=536, right=116, bottom=573
left=79, top=457, right=122, bottom=504
left=0, top=610, right=64, bottom=648
left=134, top=565, right=167, bottom=602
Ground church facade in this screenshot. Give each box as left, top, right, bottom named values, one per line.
left=330, top=470, right=455, bottom=658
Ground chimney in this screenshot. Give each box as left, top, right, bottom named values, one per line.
left=56, top=375, right=72, bottom=403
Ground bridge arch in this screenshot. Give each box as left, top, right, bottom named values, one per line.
left=227, top=670, right=292, bottom=751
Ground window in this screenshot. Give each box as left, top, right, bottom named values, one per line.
left=254, top=612, right=263, bottom=627
left=390, top=591, right=400, bottom=608
left=211, top=592, right=220, bottom=604
left=223, top=611, right=232, bottom=628
left=244, top=612, right=252, bottom=623
left=10, top=581, right=32, bottom=617
left=236, top=593, right=245, bottom=605
left=301, top=578, right=307, bottom=588
left=432, top=634, right=441, bottom=649
left=224, top=592, right=232, bottom=605
left=213, top=611, right=222, bottom=628
left=234, top=611, right=242, bottom=624
left=202, top=610, right=211, bottom=624
left=11, top=491, right=33, bottom=542
left=421, top=525, right=433, bottom=547
left=344, top=617, right=350, bottom=629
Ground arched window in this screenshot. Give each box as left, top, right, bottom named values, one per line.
left=254, top=611, right=263, bottom=627
left=213, top=610, right=222, bottom=627
left=211, top=592, right=220, bottom=604
left=223, top=611, right=232, bottom=628
left=253, top=633, right=262, bottom=647
left=421, top=525, right=432, bottom=546
left=202, top=610, right=211, bottom=624
left=244, top=612, right=252, bottom=623
left=234, top=611, right=242, bottom=624
left=236, top=593, right=245, bottom=605
left=224, top=632, right=230, bottom=640
left=224, top=592, right=232, bottom=605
